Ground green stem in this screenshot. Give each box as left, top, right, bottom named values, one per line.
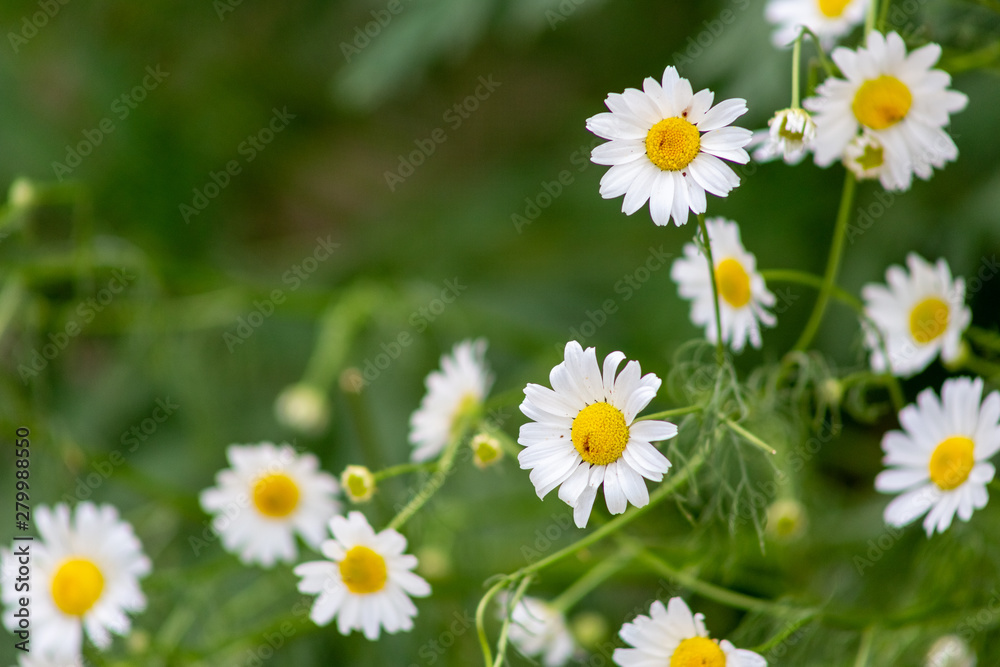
left=960, top=352, right=1000, bottom=380
left=877, top=0, right=892, bottom=32
left=864, top=0, right=878, bottom=35
left=637, top=404, right=704, bottom=421
left=552, top=547, right=635, bottom=614
left=854, top=626, right=875, bottom=667
left=759, top=269, right=863, bottom=312
left=386, top=430, right=466, bottom=531
left=792, top=171, right=857, bottom=353
left=697, top=214, right=726, bottom=366
left=492, top=576, right=534, bottom=667
left=791, top=35, right=802, bottom=109
left=723, top=417, right=777, bottom=455
left=372, top=461, right=437, bottom=482
left=751, top=613, right=818, bottom=654
left=800, top=27, right=838, bottom=78
left=477, top=578, right=513, bottom=666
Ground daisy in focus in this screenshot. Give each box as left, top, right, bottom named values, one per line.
left=671, top=218, right=777, bottom=352
left=1, top=503, right=150, bottom=660
left=409, top=338, right=493, bottom=462
left=752, top=107, right=817, bottom=165
left=613, top=597, right=766, bottom=667
left=875, top=377, right=1000, bottom=536
left=517, top=341, right=677, bottom=529
left=861, top=253, right=970, bottom=377
left=585, top=66, right=752, bottom=227
left=200, top=442, right=342, bottom=567
left=805, top=31, right=968, bottom=191
left=765, top=0, right=868, bottom=50
left=502, top=595, right=578, bottom=667
left=293, top=511, right=431, bottom=640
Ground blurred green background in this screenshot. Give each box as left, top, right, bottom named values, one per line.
left=1, top=0, right=1000, bottom=664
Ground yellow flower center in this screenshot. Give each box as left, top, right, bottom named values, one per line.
left=645, top=117, right=701, bottom=171
left=852, top=76, right=913, bottom=130
left=670, top=636, right=727, bottom=667
left=909, top=297, right=950, bottom=344
left=928, top=436, right=975, bottom=491
left=855, top=143, right=884, bottom=171
left=339, top=546, right=388, bottom=594
left=51, top=558, right=105, bottom=616
left=715, top=258, right=752, bottom=308
left=253, top=473, right=301, bottom=518
left=571, top=402, right=630, bottom=466
left=817, top=0, right=852, bottom=18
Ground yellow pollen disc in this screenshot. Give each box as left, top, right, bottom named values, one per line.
left=670, top=636, right=727, bottom=667
left=715, top=258, right=752, bottom=308
left=51, top=558, right=105, bottom=616
left=929, top=436, right=975, bottom=491
left=817, top=0, right=851, bottom=18
left=645, top=117, right=701, bottom=171
left=852, top=76, right=913, bottom=130
left=339, top=546, right=388, bottom=595
left=571, top=402, right=630, bottom=466
left=856, top=143, right=884, bottom=171
left=909, top=297, right=950, bottom=344
left=253, top=473, right=300, bottom=518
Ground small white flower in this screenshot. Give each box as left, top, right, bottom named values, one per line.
left=502, top=596, right=577, bottom=667
left=861, top=253, right=970, bottom=377
left=805, top=31, right=968, bottom=191
left=1, top=503, right=150, bottom=661
left=875, top=377, right=1000, bottom=537
left=274, top=383, right=330, bottom=436
left=765, top=0, right=869, bottom=50
left=200, top=442, right=341, bottom=567
left=517, top=341, right=677, bottom=529
left=926, top=634, right=977, bottom=667
left=409, top=339, right=493, bottom=462
left=752, top=108, right=817, bottom=165
left=613, top=597, right=766, bottom=667
left=293, top=511, right=431, bottom=640
left=671, top=218, right=777, bottom=352
left=586, top=66, right=752, bottom=227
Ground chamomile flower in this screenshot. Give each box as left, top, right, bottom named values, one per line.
left=409, top=339, right=493, bottom=462
left=843, top=130, right=887, bottom=182
left=586, top=66, right=752, bottom=227
left=199, top=442, right=341, bottom=568
left=671, top=218, right=777, bottom=352
left=517, top=341, right=677, bottom=529
left=293, top=511, right=431, bottom=640
left=613, top=597, right=766, bottom=667
left=1, top=503, right=150, bottom=661
left=502, top=596, right=577, bottom=667
left=752, top=108, right=817, bottom=165
left=765, top=0, right=869, bottom=50
left=875, top=377, right=1000, bottom=536
left=861, top=253, right=970, bottom=377
left=805, top=31, right=968, bottom=191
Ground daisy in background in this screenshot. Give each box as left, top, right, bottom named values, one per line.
left=586, top=66, right=752, bottom=227
left=517, top=341, right=678, bottom=529
left=766, top=0, right=868, bottom=50
left=875, top=377, right=1000, bottom=536
left=752, top=107, right=817, bottom=165
left=671, top=218, right=777, bottom=352
left=614, top=597, right=766, bottom=667
left=409, top=338, right=493, bottom=462
left=200, top=442, right=341, bottom=567
left=805, top=31, right=968, bottom=191
left=1, top=503, right=150, bottom=661
left=861, top=253, right=970, bottom=377
left=501, top=595, right=578, bottom=667
left=293, top=511, right=430, bottom=640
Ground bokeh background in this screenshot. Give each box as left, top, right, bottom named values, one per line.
left=1, top=0, right=1000, bottom=664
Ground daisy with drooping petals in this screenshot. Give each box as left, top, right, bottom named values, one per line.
left=517, top=341, right=678, bottom=529
left=805, top=31, right=968, bottom=191
left=1, top=503, right=150, bottom=661
left=671, top=218, right=777, bottom=352
left=409, top=339, right=493, bottom=462
left=586, top=66, right=752, bottom=227
left=752, top=108, right=817, bottom=165
left=875, top=377, right=1000, bottom=536
left=613, top=597, right=767, bottom=667
left=200, top=442, right=342, bottom=567
left=861, top=253, right=970, bottom=377
left=293, top=511, right=431, bottom=640
left=765, top=0, right=869, bottom=50
left=502, top=595, right=578, bottom=667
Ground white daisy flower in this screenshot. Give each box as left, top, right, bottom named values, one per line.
left=765, top=0, right=869, bottom=50
left=1, top=503, right=150, bottom=661
left=875, top=377, right=1000, bottom=537
left=502, top=595, right=577, bottom=667
left=752, top=108, right=817, bottom=165
left=861, top=253, right=970, bottom=377
left=842, top=130, right=886, bottom=181
left=804, top=31, right=968, bottom=191
left=613, top=597, right=767, bottom=667
left=517, top=341, right=677, bottom=529
left=671, top=218, right=777, bottom=352
left=586, top=66, right=752, bottom=227
left=200, top=442, right=342, bottom=568
left=293, top=511, right=431, bottom=640
left=409, top=339, right=493, bottom=462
